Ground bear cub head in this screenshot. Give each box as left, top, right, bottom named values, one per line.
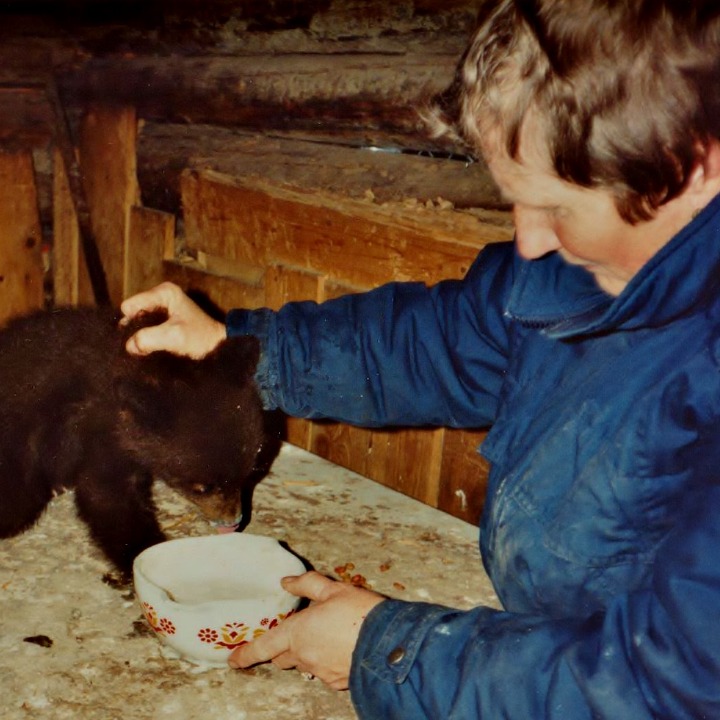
left=116, top=310, right=269, bottom=531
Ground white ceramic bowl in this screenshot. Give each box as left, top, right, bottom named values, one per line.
left=133, top=534, right=306, bottom=667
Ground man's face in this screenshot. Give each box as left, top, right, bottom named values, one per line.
left=482, top=127, right=692, bottom=296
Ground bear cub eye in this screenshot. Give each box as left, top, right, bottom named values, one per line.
left=189, top=483, right=213, bottom=496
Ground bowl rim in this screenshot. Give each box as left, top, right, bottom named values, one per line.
left=133, top=533, right=306, bottom=609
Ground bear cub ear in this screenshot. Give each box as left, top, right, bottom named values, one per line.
left=113, top=372, right=175, bottom=433
left=113, top=335, right=261, bottom=432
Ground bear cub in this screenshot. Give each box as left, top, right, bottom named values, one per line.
left=0, top=305, right=270, bottom=578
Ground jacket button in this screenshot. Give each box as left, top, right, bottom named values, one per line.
left=387, top=647, right=405, bottom=665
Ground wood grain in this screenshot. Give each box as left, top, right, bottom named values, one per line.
left=0, top=152, right=44, bottom=325
left=78, top=105, right=140, bottom=304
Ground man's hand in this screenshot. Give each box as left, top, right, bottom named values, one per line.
left=229, top=571, right=385, bottom=690
left=120, top=282, right=226, bottom=358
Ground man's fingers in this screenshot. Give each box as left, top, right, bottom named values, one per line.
left=120, top=282, right=182, bottom=321
left=124, top=325, right=172, bottom=356
left=281, top=571, right=344, bottom=603
left=228, top=623, right=292, bottom=669
left=119, top=291, right=162, bottom=320
left=270, top=650, right=298, bottom=671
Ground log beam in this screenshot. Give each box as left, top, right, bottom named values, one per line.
left=61, top=52, right=464, bottom=151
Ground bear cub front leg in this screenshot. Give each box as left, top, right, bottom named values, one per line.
left=74, top=465, right=166, bottom=580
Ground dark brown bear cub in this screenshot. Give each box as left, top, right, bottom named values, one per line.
left=0, top=306, right=268, bottom=578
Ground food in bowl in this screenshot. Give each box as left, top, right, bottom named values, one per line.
left=133, top=533, right=306, bottom=667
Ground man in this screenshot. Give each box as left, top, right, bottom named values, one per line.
left=123, top=2, right=720, bottom=717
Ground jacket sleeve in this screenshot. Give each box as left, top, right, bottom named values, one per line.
left=225, top=243, right=515, bottom=428
left=349, top=478, right=720, bottom=720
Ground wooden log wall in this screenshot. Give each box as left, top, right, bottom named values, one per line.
left=0, top=0, right=514, bottom=523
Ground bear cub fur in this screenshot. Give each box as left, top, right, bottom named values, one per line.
left=0, top=305, right=270, bottom=578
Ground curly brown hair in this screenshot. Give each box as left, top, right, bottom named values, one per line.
left=426, top=0, right=720, bottom=222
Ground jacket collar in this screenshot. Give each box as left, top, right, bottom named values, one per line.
left=505, top=192, right=720, bottom=339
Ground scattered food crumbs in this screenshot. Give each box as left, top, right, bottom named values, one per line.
left=393, top=582, right=406, bottom=592
left=334, top=563, right=372, bottom=589
left=23, top=635, right=53, bottom=648
left=130, top=620, right=155, bottom=639
left=419, top=531, right=441, bottom=543
left=379, top=561, right=392, bottom=572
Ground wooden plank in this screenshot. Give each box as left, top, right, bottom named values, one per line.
left=437, top=428, right=490, bottom=523
left=264, top=263, right=324, bottom=310
left=0, top=86, right=52, bottom=150
left=125, top=205, right=175, bottom=297
left=0, top=152, right=44, bottom=325
left=181, top=170, right=512, bottom=289
left=52, top=146, right=82, bottom=306
left=78, top=105, right=140, bottom=305
left=137, top=123, right=504, bottom=216
left=381, top=428, right=444, bottom=507
left=162, top=259, right=266, bottom=312
left=309, top=423, right=444, bottom=507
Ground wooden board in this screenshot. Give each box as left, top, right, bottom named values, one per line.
left=0, top=152, right=44, bottom=325
left=137, top=124, right=505, bottom=216
left=125, top=205, right=175, bottom=296
left=437, top=428, right=490, bottom=524
left=163, top=260, right=266, bottom=313
left=181, top=169, right=512, bottom=288
left=52, top=146, right=83, bottom=306
left=0, top=86, right=52, bottom=150
left=78, top=105, right=140, bottom=305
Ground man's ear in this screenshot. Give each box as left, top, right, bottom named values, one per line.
left=207, top=336, right=260, bottom=384
left=688, top=139, right=720, bottom=204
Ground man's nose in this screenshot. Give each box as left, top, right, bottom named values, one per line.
left=513, top=205, right=562, bottom=259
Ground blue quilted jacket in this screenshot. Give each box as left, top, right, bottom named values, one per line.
left=227, top=193, right=720, bottom=719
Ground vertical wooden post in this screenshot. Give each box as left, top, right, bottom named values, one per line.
left=126, top=205, right=175, bottom=296
left=0, top=152, right=44, bottom=325
left=78, top=105, right=140, bottom=305
left=52, top=146, right=83, bottom=305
